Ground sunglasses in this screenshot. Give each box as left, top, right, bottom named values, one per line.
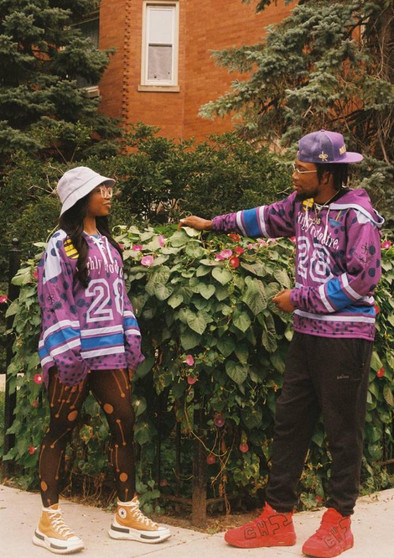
left=93, top=185, right=114, bottom=198
left=291, top=163, right=318, bottom=175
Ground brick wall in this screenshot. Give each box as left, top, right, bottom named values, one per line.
left=99, top=0, right=294, bottom=141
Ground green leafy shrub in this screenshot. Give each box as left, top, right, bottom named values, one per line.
left=3, top=228, right=393, bottom=511
left=0, top=127, right=289, bottom=281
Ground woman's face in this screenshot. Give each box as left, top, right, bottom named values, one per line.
left=86, top=184, right=113, bottom=217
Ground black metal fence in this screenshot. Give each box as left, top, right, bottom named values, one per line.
left=1, top=239, right=20, bottom=477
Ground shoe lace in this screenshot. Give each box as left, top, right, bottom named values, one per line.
left=47, top=509, right=75, bottom=537
left=129, top=499, right=158, bottom=528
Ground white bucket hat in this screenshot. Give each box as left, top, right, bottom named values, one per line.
left=57, top=166, right=116, bottom=216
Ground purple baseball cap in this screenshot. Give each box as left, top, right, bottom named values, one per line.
left=298, top=130, right=363, bottom=164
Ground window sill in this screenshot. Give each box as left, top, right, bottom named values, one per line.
left=83, top=85, right=100, bottom=98
left=138, top=84, right=180, bottom=93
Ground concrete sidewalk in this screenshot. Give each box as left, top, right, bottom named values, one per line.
left=0, top=484, right=393, bottom=558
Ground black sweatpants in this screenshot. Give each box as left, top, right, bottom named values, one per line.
left=265, top=332, right=373, bottom=516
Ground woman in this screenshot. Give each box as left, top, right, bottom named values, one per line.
left=33, top=167, right=170, bottom=554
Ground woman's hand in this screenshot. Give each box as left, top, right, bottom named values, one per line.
left=272, top=289, right=295, bottom=313
left=179, top=216, right=213, bottom=230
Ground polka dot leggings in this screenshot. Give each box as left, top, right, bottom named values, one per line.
left=38, top=368, right=135, bottom=507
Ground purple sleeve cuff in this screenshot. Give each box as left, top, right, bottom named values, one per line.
left=212, top=213, right=239, bottom=233
left=290, top=289, right=300, bottom=309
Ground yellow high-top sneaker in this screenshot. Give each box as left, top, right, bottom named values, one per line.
left=109, top=495, right=171, bottom=544
left=32, top=503, right=84, bottom=554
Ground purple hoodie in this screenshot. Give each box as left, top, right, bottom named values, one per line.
left=37, top=230, right=145, bottom=386
left=212, top=189, right=384, bottom=341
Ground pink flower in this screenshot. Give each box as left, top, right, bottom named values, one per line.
left=239, top=442, right=249, bottom=453
left=33, top=374, right=43, bottom=384
left=229, top=256, right=240, bottom=268
left=234, top=246, right=245, bottom=255
left=381, top=240, right=392, bottom=249
left=141, top=255, right=154, bottom=266
left=0, top=295, right=7, bottom=304
left=132, top=244, right=143, bottom=251
left=376, top=367, right=385, bottom=378
left=33, top=268, right=39, bottom=279
left=216, top=249, right=233, bottom=260
left=187, top=376, right=198, bottom=385
left=185, top=355, right=195, bottom=366
left=206, top=454, right=216, bottom=465
left=158, top=235, right=165, bottom=247
left=118, top=243, right=125, bottom=250
left=214, top=413, right=225, bottom=428
left=374, top=305, right=380, bottom=315
left=228, top=233, right=240, bottom=242
left=28, top=446, right=37, bottom=455
left=289, top=236, right=296, bottom=244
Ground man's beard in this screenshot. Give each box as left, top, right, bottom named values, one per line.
left=295, top=192, right=313, bottom=202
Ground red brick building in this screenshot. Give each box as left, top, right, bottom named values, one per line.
left=95, top=0, right=294, bottom=141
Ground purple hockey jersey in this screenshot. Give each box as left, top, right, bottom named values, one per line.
left=37, top=230, right=144, bottom=386
left=212, top=189, right=384, bottom=341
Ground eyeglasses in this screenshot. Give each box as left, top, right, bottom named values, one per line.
left=94, top=186, right=114, bottom=198
left=291, top=163, right=317, bottom=175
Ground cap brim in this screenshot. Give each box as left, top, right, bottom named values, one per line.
left=337, top=152, right=363, bottom=163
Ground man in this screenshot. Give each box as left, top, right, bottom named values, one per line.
left=180, top=130, right=384, bottom=558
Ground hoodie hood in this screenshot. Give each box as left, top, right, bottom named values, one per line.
left=329, top=188, right=384, bottom=228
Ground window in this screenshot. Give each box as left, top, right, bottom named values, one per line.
left=140, top=2, right=179, bottom=90
left=73, top=13, right=100, bottom=96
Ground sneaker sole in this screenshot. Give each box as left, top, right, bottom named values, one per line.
left=302, top=541, right=354, bottom=558
left=108, top=524, right=171, bottom=544
left=33, top=532, right=84, bottom=555
left=225, top=532, right=296, bottom=548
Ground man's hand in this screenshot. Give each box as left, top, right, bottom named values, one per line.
left=272, top=289, right=295, bottom=313
left=179, top=216, right=212, bottom=230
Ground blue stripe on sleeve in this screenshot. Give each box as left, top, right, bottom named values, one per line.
left=39, top=346, right=49, bottom=359
left=325, top=278, right=354, bottom=309
left=241, top=209, right=261, bottom=237
left=124, top=317, right=139, bottom=329
left=345, top=304, right=375, bottom=316
left=44, top=327, right=80, bottom=350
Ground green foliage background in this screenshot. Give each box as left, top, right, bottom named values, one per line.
left=0, top=127, right=290, bottom=279
left=204, top=0, right=393, bottom=221
left=2, top=226, right=393, bottom=512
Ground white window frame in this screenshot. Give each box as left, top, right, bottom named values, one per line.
left=70, top=11, right=100, bottom=97
left=139, top=1, right=180, bottom=92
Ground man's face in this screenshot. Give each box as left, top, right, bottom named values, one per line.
left=292, top=159, right=321, bottom=201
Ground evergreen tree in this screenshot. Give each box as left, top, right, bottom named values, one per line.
left=0, top=0, right=120, bottom=162
left=201, top=0, right=393, bottom=219
left=0, top=0, right=122, bottom=280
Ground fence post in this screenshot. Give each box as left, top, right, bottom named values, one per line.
left=2, top=238, right=20, bottom=477
left=191, top=407, right=207, bottom=527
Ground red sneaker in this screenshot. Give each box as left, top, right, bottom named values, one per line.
left=224, top=502, right=296, bottom=548
left=302, top=508, right=354, bottom=557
